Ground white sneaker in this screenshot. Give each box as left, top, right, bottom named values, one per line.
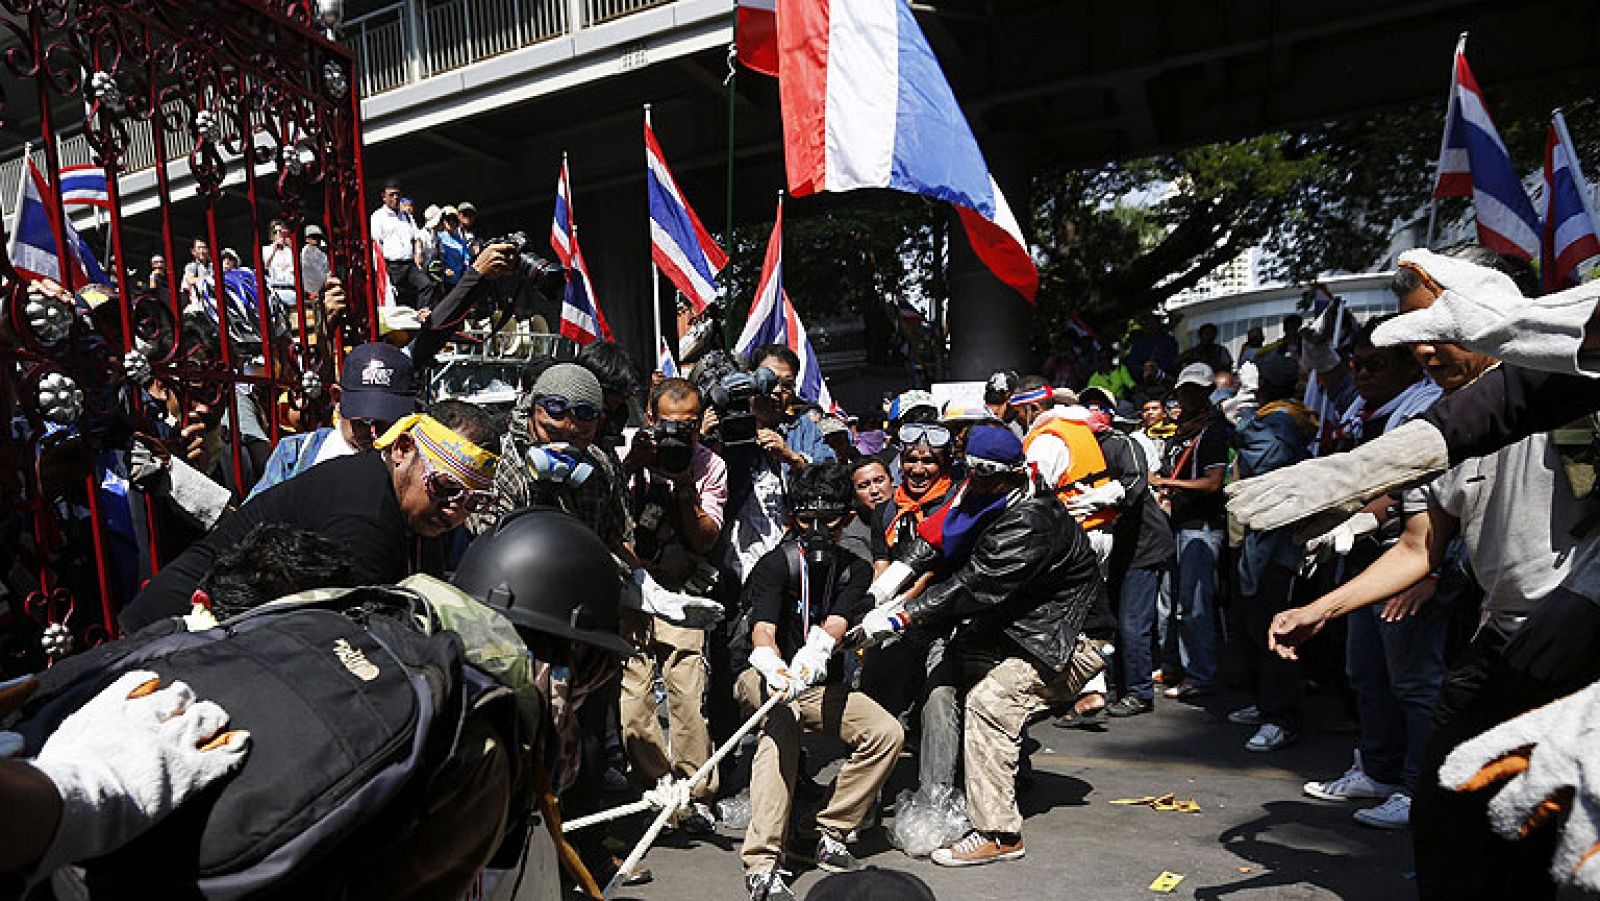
left=1303, top=751, right=1400, bottom=801
left=1227, top=705, right=1262, bottom=725
left=1353, top=792, right=1411, bottom=830
left=1245, top=723, right=1297, bottom=752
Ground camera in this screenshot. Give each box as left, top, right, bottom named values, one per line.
left=481, top=232, right=568, bottom=320
left=692, top=351, right=779, bottom=446
left=644, top=419, right=696, bottom=474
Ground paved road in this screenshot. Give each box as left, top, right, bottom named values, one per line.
left=606, top=687, right=1417, bottom=900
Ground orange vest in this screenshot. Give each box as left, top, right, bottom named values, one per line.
left=1023, top=417, right=1118, bottom=530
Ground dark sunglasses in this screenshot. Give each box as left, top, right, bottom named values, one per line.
left=1351, top=356, right=1392, bottom=374
left=419, top=455, right=496, bottom=514
left=897, top=422, right=952, bottom=449
left=537, top=395, right=601, bottom=422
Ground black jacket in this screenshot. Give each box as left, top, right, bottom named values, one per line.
left=1421, top=363, right=1600, bottom=465
left=903, top=494, right=1112, bottom=672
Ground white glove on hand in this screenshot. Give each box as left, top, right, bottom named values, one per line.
left=848, top=602, right=910, bottom=650
left=867, top=560, right=916, bottom=607
left=1227, top=419, right=1449, bottom=533
left=789, top=626, right=836, bottom=689
left=1439, top=679, right=1600, bottom=892
left=749, top=645, right=800, bottom=701
left=1305, top=511, right=1380, bottom=560
left=1376, top=248, right=1600, bottom=376
left=627, top=569, right=724, bottom=629
left=1066, top=480, right=1125, bottom=519
left=28, top=670, right=250, bottom=877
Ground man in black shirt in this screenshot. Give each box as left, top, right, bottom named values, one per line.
left=119, top=403, right=498, bottom=633
left=736, top=464, right=902, bottom=901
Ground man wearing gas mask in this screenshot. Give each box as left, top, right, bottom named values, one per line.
left=617, top=377, right=728, bottom=830
left=733, top=463, right=900, bottom=901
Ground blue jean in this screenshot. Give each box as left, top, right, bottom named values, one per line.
left=1117, top=566, right=1165, bottom=701
left=1173, top=524, right=1222, bottom=689
left=1346, top=597, right=1449, bottom=792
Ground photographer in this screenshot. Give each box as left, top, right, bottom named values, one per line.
left=617, top=377, right=727, bottom=826
left=408, top=239, right=561, bottom=372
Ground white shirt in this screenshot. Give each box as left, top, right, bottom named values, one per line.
left=312, top=424, right=358, bottom=467
left=260, top=242, right=297, bottom=291
left=370, top=206, right=418, bottom=262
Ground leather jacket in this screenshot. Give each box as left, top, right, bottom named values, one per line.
left=903, top=493, right=1111, bottom=672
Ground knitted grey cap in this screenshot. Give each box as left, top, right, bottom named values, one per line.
left=531, top=362, right=603, bottom=408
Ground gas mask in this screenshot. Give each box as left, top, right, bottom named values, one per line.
left=792, top=498, right=847, bottom=567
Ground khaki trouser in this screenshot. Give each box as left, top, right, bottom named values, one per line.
left=965, top=636, right=1107, bottom=835
left=734, top=667, right=904, bottom=873
left=619, top=611, right=718, bottom=801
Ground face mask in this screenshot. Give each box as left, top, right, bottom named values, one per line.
left=1085, top=407, right=1113, bottom=433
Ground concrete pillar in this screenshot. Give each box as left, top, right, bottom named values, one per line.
left=945, top=139, right=1033, bottom=380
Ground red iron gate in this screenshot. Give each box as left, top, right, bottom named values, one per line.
left=0, top=0, right=377, bottom=674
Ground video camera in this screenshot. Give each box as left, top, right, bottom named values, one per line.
left=643, top=419, right=696, bottom=474
left=692, top=351, right=780, bottom=447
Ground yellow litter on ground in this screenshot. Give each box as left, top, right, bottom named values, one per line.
left=1110, top=793, right=1201, bottom=813
left=1149, top=871, right=1186, bottom=893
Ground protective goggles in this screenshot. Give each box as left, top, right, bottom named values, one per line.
left=537, top=395, right=601, bottom=422
left=419, top=453, right=497, bottom=514
left=964, top=455, right=1025, bottom=477
left=897, top=422, right=952, bottom=449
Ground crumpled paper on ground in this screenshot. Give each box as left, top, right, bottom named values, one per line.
left=890, top=783, right=972, bottom=858
left=1110, top=793, right=1201, bottom=813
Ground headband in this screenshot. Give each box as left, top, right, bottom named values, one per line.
left=375, top=414, right=498, bottom=490
left=1007, top=386, right=1051, bottom=407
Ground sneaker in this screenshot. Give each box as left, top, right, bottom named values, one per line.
left=682, top=802, right=717, bottom=835
left=1106, top=696, right=1154, bottom=717
left=815, top=832, right=860, bottom=873
left=931, top=831, right=1026, bottom=868
left=1162, top=682, right=1215, bottom=701
left=1353, top=792, right=1412, bottom=830
left=1245, top=724, right=1297, bottom=752
left=1303, top=752, right=1400, bottom=801
left=745, top=868, right=797, bottom=901
left=1227, top=705, right=1263, bottom=725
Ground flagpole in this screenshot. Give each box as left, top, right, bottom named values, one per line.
left=645, top=104, right=665, bottom=359
left=1425, top=31, right=1469, bottom=249
left=1553, top=108, right=1600, bottom=244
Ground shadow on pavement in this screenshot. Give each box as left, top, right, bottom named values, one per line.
left=1194, top=799, right=1416, bottom=900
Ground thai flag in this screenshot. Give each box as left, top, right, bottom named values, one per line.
left=657, top=334, right=679, bottom=378
left=1432, top=46, right=1540, bottom=261
left=59, top=165, right=111, bottom=209
left=551, top=157, right=574, bottom=267
left=8, top=160, right=109, bottom=286
left=646, top=121, right=727, bottom=313
left=1541, top=112, right=1600, bottom=292
left=736, top=0, right=778, bottom=77
left=777, top=0, right=1037, bottom=301
left=896, top=296, right=925, bottom=330
left=734, top=199, right=832, bottom=409
left=559, top=238, right=612, bottom=346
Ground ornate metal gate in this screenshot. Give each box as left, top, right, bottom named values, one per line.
left=0, top=0, right=376, bottom=674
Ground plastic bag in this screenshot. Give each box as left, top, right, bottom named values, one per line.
left=716, top=789, right=753, bottom=831
left=889, top=783, right=971, bottom=858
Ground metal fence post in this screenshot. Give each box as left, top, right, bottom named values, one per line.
left=405, top=0, right=426, bottom=79
left=568, top=0, right=583, bottom=31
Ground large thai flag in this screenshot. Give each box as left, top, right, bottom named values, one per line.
left=735, top=200, right=832, bottom=409
left=1541, top=112, right=1600, bottom=292
left=1432, top=47, right=1540, bottom=261
left=550, top=157, right=574, bottom=267
left=777, top=0, right=1037, bottom=301
left=646, top=121, right=727, bottom=313
left=59, top=165, right=111, bottom=209
left=736, top=0, right=778, bottom=77
left=559, top=238, right=612, bottom=346
left=8, top=160, right=109, bottom=286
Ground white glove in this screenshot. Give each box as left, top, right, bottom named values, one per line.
left=1227, top=419, right=1449, bottom=533
left=128, top=441, right=232, bottom=530
left=1439, top=679, right=1600, bottom=892
left=848, top=601, right=910, bottom=650
left=1066, top=479, right=1125, bottom=518
left=749, top=645, right=800, bottom=700
left=28, top=670, right=250, bottom=877
left=626, top=569, right=724, bottom=629
left=1305, top=511, right=1380, bottom=560
left=867, top=560, right=916, bottom=607
left=789, top=626, right=836, bottom=688
left=1376, top=248, right=1600, bottom=377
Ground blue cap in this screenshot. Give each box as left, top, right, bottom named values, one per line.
left=340, top=343, right=418, bottom=422
left=965, top=424, right=1025, bottom=468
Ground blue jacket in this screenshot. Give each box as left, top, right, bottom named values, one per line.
left=1233, top=403, right=1314, bottom=596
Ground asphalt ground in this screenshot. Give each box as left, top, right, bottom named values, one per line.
left=600, top=685, right=1419, bottom=901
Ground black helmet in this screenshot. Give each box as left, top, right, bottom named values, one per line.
left=450, top=507, right=633, bottom=656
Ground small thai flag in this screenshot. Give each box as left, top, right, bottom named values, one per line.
left=734, top=198, right=833, bottom=409
left=58, top=165, right=111, bottom=209
left=647, top=120, right=727, bottom=313
left=551, top=157, right=574, bottom=267
left=559, top=237, right=612, bottom=346
left=657, top=335, right=680, bottom=378
left=8, top=160, right=108, bottom=286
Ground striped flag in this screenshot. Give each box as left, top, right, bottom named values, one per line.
left=8, top=159, right=109, bottom=286
left=777, top=0, right=1037, bottom=301
left=734, top=199, right=832, bottom=409
left=646, top=120, right=727, bottom=313
left=59, top=165, right=111, bottom=209
left=559, top=238, right=611, bottom=346
left=1541, top=111, right=1600, bottom=292
left=657, top=334, right=680, bottom=378
left=735, top=0, right=778, bottom=77
left=1432, top=43, right=1540, bottom=261
left=550, top=157, right=574, bottom=267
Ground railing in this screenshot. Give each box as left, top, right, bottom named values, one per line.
left=584, top=0, right=670, bottom=27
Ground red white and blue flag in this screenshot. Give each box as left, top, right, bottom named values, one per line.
left=550, top=157, right=574, bottom=267
left=58, top=165, right=111, bottom=209
left=735, top=0, right=778, bottom=77
left=646, top=121, right=727, bottom=314
left=551, top=159, right=612, bottom=345
left=734, top=200, right=832, bottom=409
left=777, top=0, right=1037, bottom=301
left=1541, top=111, right=1600, bottom=292
left=1432, top=45, right=1540, bottom=261
left=8, top=159, right=108, bottom=286
left=657, top=334, right=680, bottom=378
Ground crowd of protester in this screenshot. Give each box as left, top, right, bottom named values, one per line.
left=3, top=223, right=1600, bottom=901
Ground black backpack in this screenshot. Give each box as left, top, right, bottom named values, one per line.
left=8, top=586, right=522, bottom=900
